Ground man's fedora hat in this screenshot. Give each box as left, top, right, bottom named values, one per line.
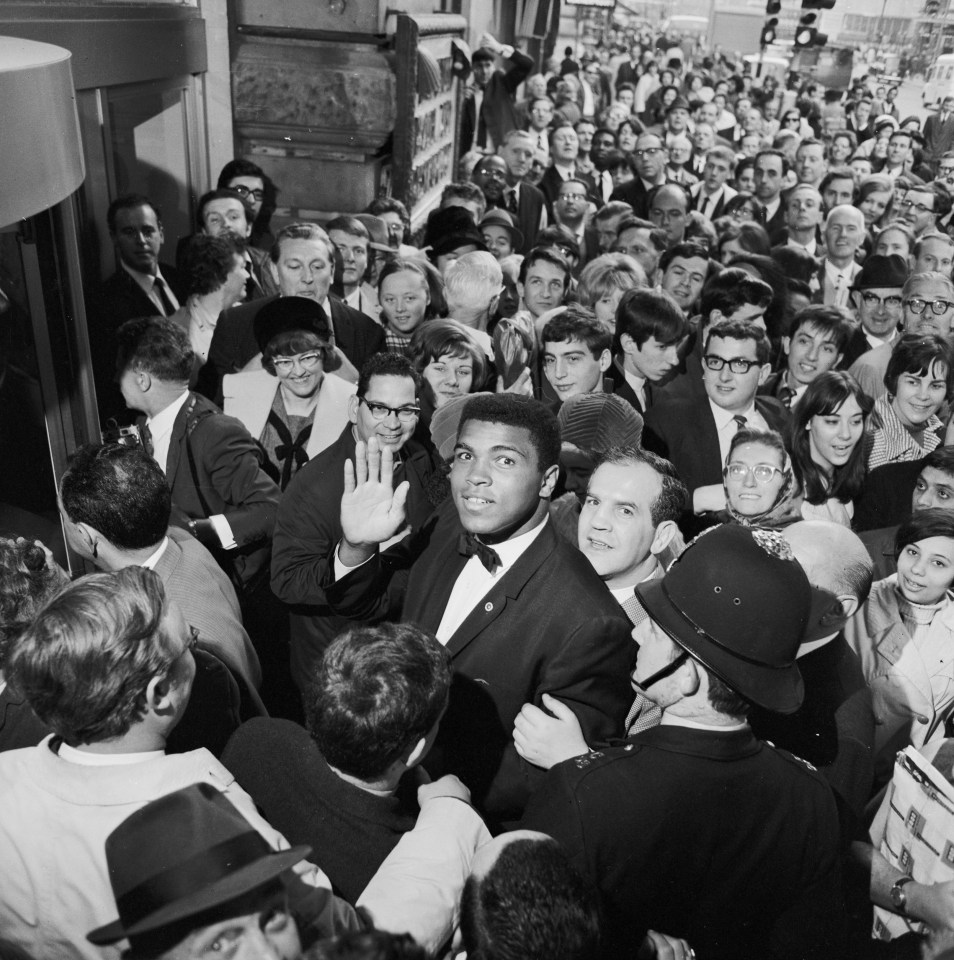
left=666, top=95, right=691, bottom=114
left=88, top=783, right=311, bottom=946
left=253, top=295, right=332, bottom=355
left=635, top=525, right=811, bottom=714
left=850, top=253, right=908, bottom=292
left=479, top=209, right=524, bottom=251
left=355, top=214, right=393, bottom=253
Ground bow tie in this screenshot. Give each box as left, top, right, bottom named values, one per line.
left=458, top=532, right=501, bottom=573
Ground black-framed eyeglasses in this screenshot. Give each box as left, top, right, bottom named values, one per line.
left=905, top=296, right=954, bottom=315
left=231, top=184, right=265, bottom=202
left=359, top=397, right=420, bottom=422
left=703, top=355, right=761, bottom=374
left=724, top=462, right=784, bottom=484
left=860, top=292, right=903, bottom=309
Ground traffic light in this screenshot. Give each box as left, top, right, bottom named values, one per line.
left=795, top=10, right=829, bottom=47
left=762, top=0, right=781, bottom=47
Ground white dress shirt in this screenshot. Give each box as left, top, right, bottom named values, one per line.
left=708, top=399, right=768, bottom=466
left=435, top=517, right=549, bottom=644
left=623, top=366, right=648, bottom=409
left=147, top=390, right=191, bottom=475
left=824, top=260, right=851, bottom=308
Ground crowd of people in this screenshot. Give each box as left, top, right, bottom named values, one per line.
left=7, top=20, right=954, bottom=960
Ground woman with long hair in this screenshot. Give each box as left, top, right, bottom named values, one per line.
left=791, top=371, right=873, bottom=526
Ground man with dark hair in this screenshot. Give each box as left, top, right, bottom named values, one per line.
left=657, top=241, right=712, bottom=314
left=760, top=305, right=853, bottom=408
left=819, top=166, right=858, bottom=214
left=271, top=353, right=439, bottom=695
left=593, top=200, right=633, bottom=252
left=612, top=215, right=667, bottom=282
left=648, top=182, right=690, bottom=247
left=198, top=222, right=385, bottom=405
left=521, top=525, right=846, bottom=959
left=552, top=179, right=600, bottom=265
left=541, top=306, right=612, bottom=403
left=321, top=394, right=633, bottom=825
left=59, top=441, right=260, bottom=693
left=116, top=316, right=280, bottom=590
left=658, top=267, right=773, bottom=401
left=170, top=233, right=249, bottom=365
left=753, top=149, right=790, bottom=236
left=644, top=320, right=789, bottom=530
left=588, top=127, right=618, bottom=204
left=899, top=182, right=953, bottom=237
left=609, top=287, right=687, bottom=414
left=193, top=187, right=275, bottom=301
left=460, top=833, right=602, bottom=960
left=460, top=33, right=534, bottom=154
left=794, top=138, right=828, bottom=188
left=517, top=247, right=572, bottom=322
left=689, top=145, right=737, bottom=221
left=222, top=622, right=454, bottom=903
left=773, top=183, right=825, bottom=253
left=538, top=124, right=596, bottom=217
left=89, top=194, right=188, bottom=419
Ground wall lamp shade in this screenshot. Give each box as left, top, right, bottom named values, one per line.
left=0, top=37, right=85, bottom=228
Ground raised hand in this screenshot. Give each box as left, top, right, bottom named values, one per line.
left=513, top=693, right=589, bottom=769
left=340, top=438, right=409, bottom=559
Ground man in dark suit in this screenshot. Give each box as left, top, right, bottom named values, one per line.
left=271, top=353, right=440, bottom=694
left=644, top=319, right=789, bottom=533
left=322, top=395, right=634, bottom=827
left=87, top=194, right=187, bottom=421
left=924, top=97, right=954, bottom=168
left=537, top=124, right=596, bottom=218
left=496, top=131, right=548, bottom=253
left=608, top=287, right=687, bottom=416
left=610, top=131, right=669, bottom=218
left=520, top=524, right=845, bottom=960
left=753, top=149, right=790, bottom=238
left=460, top=35, right=534, bottom=155
left=688, top=146, right=738, bottom=221
left=197, top=221, right=385, bottom=405
left=116, top=316, right=280, bottom=591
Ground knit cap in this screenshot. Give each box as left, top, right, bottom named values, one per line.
left=557, top=393, right=643, bottom=454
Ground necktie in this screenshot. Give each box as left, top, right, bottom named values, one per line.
left=733, top=414, right=747, bottom=431
left=458, top=532, right=501, bottom=574
left=778, top=383, right=797, bottom=408
left=505, top=189, right=519, bottom=215
left=538, top=133, right=546, bottom=151
left=154, top=277, right=176, bottom=316
left=140, top=422, right=154, bottom=457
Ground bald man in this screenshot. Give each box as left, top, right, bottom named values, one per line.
left=749, top=521, right=875, bottom=819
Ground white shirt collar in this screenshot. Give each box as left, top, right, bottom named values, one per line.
left=147, top=389, right=190, bottom=435
left=608, top=562, right=660, bottom=602
left=787, top=235, right=817, bottom=256
left=140, top=537, right=170, bottom=571
left=480, top=515, right=549, bottom=570
left=57, top=741, right=165, bottom=765
left=797, top=632, right=839, bottom=658
left=708, top=397, right=756, bottom=432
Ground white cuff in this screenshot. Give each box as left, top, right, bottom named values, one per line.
left=209, top=514, right=237, bottom=550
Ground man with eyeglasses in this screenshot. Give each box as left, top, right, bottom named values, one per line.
left=850, top=271, right=954, bottom=400
left=610, top=132, right=669, bottom=219
left=644, top=319, right=789, bottom=532
left=898, top=184, right=951, bottom=237
left=841, top=254, right=909, bottom=368
left=935, top=151, right=954, bottom=198
left=271, top=352, right=440, bottom=695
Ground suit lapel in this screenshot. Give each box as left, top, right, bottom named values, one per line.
left=329, top=297, right=355, bottom=357
left=165, top=394, right=194, bottom=484
left=444, top=523, right=558, bottom=658
left=698, top=403, right=724, bottom=480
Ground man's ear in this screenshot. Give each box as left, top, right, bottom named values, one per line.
left=756, top=362, right=771, bottom=387
left=144, top=672, right=176, bottom=718
left=782, top=336, right=791, bottom=357
left=598, top=348, right=612, bottom=372
left=348, top=393, right=360, bottom=425
left=541, top=462, right=559, bottom=498
left=619, top=332, right=635, bottom=357
left=404, top=736, right=429, bottom=770
left=73, top=522, right=101, bottom=558
left=649, top=519, right=678, bottom=558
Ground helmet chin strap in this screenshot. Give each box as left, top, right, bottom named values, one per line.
left=633, top=650, right=689, bottom=691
